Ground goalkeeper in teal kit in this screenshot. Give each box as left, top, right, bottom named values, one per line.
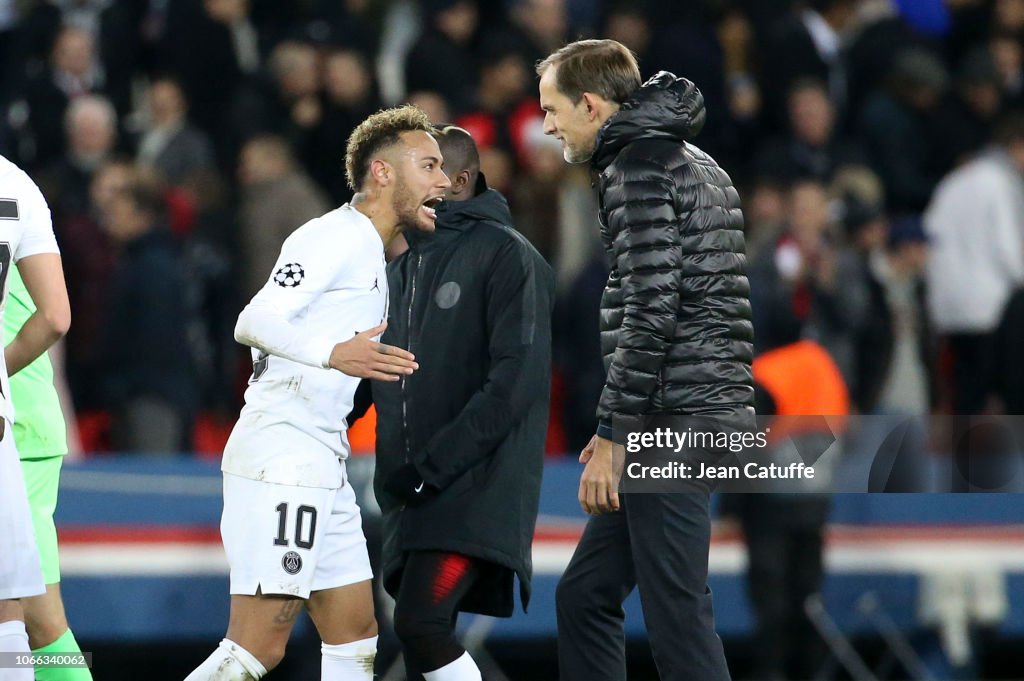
left=6, top=266, right=92, bottom=681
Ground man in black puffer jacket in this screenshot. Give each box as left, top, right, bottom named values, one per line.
left=538, top=39, right=753, bottom=681
left=371, top=125, right=554, bottom=680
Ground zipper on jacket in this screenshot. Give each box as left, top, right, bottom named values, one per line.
left=401, top=253, right=421, bottom=465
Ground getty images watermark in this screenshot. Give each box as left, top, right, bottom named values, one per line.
left=609, top=414, right=1024, bottom=493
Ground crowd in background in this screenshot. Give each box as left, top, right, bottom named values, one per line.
left=1, top=0, right=1023, bottom=455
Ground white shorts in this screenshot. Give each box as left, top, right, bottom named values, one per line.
left=221, top=472, right=372, bottom=599
left=0, top=424, right=43, bottom=600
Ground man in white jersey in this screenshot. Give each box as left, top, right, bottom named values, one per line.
left=0, top=155, right=72, bottom=681
left=186, top=105, right=450, bottom=681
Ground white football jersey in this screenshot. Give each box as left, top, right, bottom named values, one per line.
left=222, top=204, right=387, bottom=488
left=0, top=155, right=61, bottom=423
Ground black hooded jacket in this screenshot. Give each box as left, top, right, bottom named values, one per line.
left=371, top=180, right=554, bottom=616
left=592, top=72, right=754, bottom=438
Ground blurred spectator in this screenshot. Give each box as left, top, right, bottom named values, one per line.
left=995, top=0, right=1024, bottom=42
left=100, top=179, right=196, bottom=454
left=990, top=29, right=1024, bottom=105
left=60, top=157, right=131, bottom=410
left=48, top=0, right=112, bottom=36
left=867, top=217, right=936, bottom=414
left=404, top=0, right=479, bottom=113
left=744, top=177, right=788, bottom=263
left=202, top=0, right=262, bottom=74
left=843, top=0, right=925, bottom=118
left=603, top=2, right=652, bottom=66
left=718, top=6, right=764, bottom=156
left=178, top=171, right=240, bottom=416
left=553, top=255, right=608, bottom=452
left=477, top=146, right=514, bottom=198
left=500, top=0, right=568, bottom=67
left=237, top=134, right=328, bottom=298
left=180, top=168, right=238, bottom=256
left=755, top=77, right=866, bottom=183
left=233, top=40, right=322, bottom=170
left=840, top=190, right=888, bottom=259
left=859, top=47, right=949, bottom=213
left=943, top=0, right=994, bottom=62
left=510, top=118, right=601, bottom=285
left=760, top=0, right=859, bottom=130
left=847, top=206, right=936, bottom=415
left=407, top=90, right=451, bottom=125
left=136, top=76, right=216, bottom=186
left=19, top=24, right=106, bottom=167
left=312, top=47, right=380, bottom=203
left=930, top=47, right=1005, bottom=171
left=2, top=1, right=61, bottom=86
left=749, top=178, right=869, bottom=387
left=96, top=0, right=150, bottom=119
left=38, top=94, right=118, bottom=223
left=511, top=121, right=563, bottom=261
left=161, top=0, right=262, bottom=154
left=604, top=3, right=736, bottom=164
left=924, top=113, right=1024, bottom=414
left=302, top=0, right=381, bottom=56
left=840, top=207, right=934, bottom=492
left=456, top=45, right=541, bottom=170
left=828, top=163, right=888, bottom=216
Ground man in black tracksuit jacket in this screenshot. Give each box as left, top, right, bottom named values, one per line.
left=538, top=40, right=754, bottom=681
left=371, top=125, right=554, bottom=680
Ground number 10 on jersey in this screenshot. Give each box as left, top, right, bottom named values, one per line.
left=273, top=503, right=317, bottom=549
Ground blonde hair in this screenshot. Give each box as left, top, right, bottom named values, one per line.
left=344, top=105, right=434, bottom=191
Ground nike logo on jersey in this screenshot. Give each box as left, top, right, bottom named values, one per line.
left=414, top=482, right=425, bottom=494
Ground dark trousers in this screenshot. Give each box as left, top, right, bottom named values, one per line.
left=556, top=490, right=730, bottom=681
left=740, top=497, right=830, bottom=681
left=947, top=332, right=998, bottom=415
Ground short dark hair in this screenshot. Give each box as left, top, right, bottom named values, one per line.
left=345, top=105, right=434, bottom=191
left=432, top=125, right=480, bottom=174
left=536, top=39, right=641, bottom=104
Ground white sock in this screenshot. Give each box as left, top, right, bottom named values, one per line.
left=0, top=620, right=33, bottom=681
left=183, top=638, right=267, bottom=681
left=422, top=651, right=481, bottom=681
left=321, top=635, right=377, bottom=680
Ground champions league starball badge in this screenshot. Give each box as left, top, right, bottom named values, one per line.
left=273, top=263, right=305, bottom=288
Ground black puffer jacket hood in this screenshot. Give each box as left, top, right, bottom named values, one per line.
left=435, top=185, right=512, bottom=232
left=590, top=71, right=754, bottom=435
left=593, top=71, right=707, bottom=171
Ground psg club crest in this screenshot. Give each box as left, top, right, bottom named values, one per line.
left=273, top=263, right=305, bottom=288
left=282, top=551, right=303, bottom=575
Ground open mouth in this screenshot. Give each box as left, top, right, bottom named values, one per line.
left=421, top=196, right=443, bottom=220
